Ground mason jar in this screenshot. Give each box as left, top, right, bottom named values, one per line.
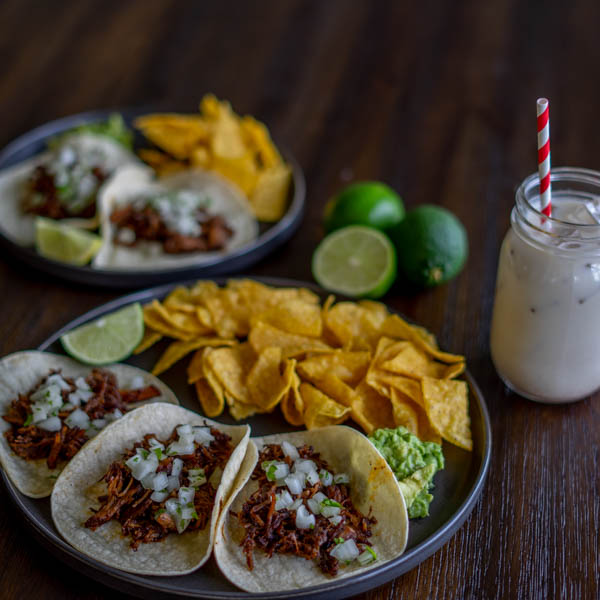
left=490, top=167, right=600, bottom=403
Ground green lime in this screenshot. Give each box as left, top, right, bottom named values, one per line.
left=323, top=181, right=405, bottom=233
left=312, top=225, right=397, bottom=298
left=35, top=217, right=103, bottom=266
left=60, top=303, right=145, bottom=365
left=388, top=205, right=468, bottom=287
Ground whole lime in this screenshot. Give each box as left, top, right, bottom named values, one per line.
left=323, top=181, right=405, bottom=233
left=388, top=205, right=468, bottom=287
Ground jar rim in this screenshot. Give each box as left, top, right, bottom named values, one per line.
left=517, top=167, right=600, bottom=229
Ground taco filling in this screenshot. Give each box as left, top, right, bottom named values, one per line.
left=2, top=369, right=160, bottom=469
left=84, top=424, right=233, bottom=550
left=22, top=142, right=110, bottom=219
left=237, top=441, right=378, bottom=577
left=109, top=189, right=233, bottom=254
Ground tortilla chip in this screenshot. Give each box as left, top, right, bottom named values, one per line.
left=249, top=164, right=291, bottom=222
left=311, top=373, right=358, bottom=408
left=379, top=341, right=448, bottom=379
left=375, top=373, right=423, bottom=406
left=152, top=338, right=235, bottom=376
left=187, top=349, right=205, bottom=384
left=143, top=303, right=196, bottom=341
left=280, top=362, right=304, bottom=426
left=350, top=381, right=394, bottom=435
left=201, top=288, right=249, bottom=339
left=206, top=344, right=255, bottom=405
left=389, top=389, right=419, bottom=435
left=133, top=328, right=162, bottom=354
left=421, top=377, right=472, bottom=450
left=325, top=302, right=387, bottom=350
left=240, top=116, right=283, bottom=169
left=212, top=153, right=258, bottom=195
left=444, top=362, right=466, bottom=379
left=252, top=299, right=322, bottom=338
left=383, top=315, right=464, bottom=363
left=194, top=379, right=224, bottom=418
left=246, top=347, right=289, bottom=412
left=300, top=383, right=350, bottom=429
left=249, top=322, right=332, bottom=358
left=296, top=351, right=370, bottom=386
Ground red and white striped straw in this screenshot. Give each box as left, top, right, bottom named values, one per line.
left=536, top=98, right=551, bottom=217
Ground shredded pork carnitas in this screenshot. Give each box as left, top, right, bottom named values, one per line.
left=84, top=427, right=233, bottom=549
left=237, top=444, right=376, bottom=577
left=2, top=369, right=160, bottom=469
left=110, top=206, right=233, bottom=254
left=22, top=164, right=106, bottom=219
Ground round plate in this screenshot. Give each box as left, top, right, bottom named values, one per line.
left=0, top=111, right=305, bottom=288
left=1, top=277, right=491, bottom=599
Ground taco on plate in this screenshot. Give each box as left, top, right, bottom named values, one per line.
left=213, top=426, right=409, bottom=592
left=51, top=403, right=250, bottom=575
left=92, top=164, right=259, bottom=270
left=0, top=351, right=178, bottom=497
left=0, top=130, right=140, bottom=246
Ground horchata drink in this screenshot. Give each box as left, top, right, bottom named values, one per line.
left=490, top=168, right=600, bottom=403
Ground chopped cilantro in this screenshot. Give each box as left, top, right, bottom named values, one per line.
left=322, top=499, right=342, bottom=508
left=309, top=524, right=315, bottom=530
left=23, top=414, right=33, bottom=426
left=334, top=537, right=344, bottom=545
left=154, top=509, right=166, bottom=518
left=153, top=448, right=163, bottom=460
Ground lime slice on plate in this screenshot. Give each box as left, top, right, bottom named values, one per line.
left=312, top=225, right=397, bottom=298
left=35, top=217, right=103, bottom=266
left=60, top=303, right=144, bottom=365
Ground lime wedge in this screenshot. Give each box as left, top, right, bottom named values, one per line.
left=312, top=225, right=397, bottom=298
left=35, top=217, right=103, bottom=266
left=60, top=303, right=145, bottom=365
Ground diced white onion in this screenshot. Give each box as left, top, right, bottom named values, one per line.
left=290, top=498, right=303, bottom=510
left=46, top=374, right=71, bottom=391
left=68, top=389, right=94, bottom=406
left=91, top=418, right=107, bottom=430
left=321, top=504, right=341, bottom=518
left=272, top=462, right=290, bottom=480
left=334, top=473, right=350, bottom=485
left=127, top=456, right=158, bottom=481
left=178, top=486, right=195, bottom=505
left=75, top=377, right=90, bottom=391
left=282, top=441, right=299, bottom=460
left=306, top=497, right=321, bottom=515
left=176, top=424, right=193, bottom=437
left=165, top=498, right=179, bottom=515
left=306, top=469, right=320, bottom=486
left=151, top=490, right=170, bottom=503
left=140, top=473, right=156, bottom=489
left=151, top=472, right=169, bottom=491
left=167, top=475, right=180, bottom=492
left=171, top=457, right=183, bottom=477
left=188, top=470, right=207, bottom=488
left=275, top=490, right=294, bottom=510
left=130, top=375, right=145, bottom=389
left=295, top=504, right=315, bottom=529
left=357, top=547, right=377, bottom=565
left=329, top=515, right=343, bottom=526
left=61, top=403, right=75, bottom=411
left=330, top=539, right=359, bottom=562
left=111, top=408, right=123, bottom=419
left=294, top=459, right=317, bottom=474
left=65, top=408, right=90, bottom=429
left=285, top=473, right=304, bottom=495
left=37, top=416, right=62, bottom=432
left=31, top=405, right=48, bottom=424
left=167, top=440, right=195, bottom=456
left=192, top=426, right=214, bottom=445
left=313, top=492, right=327, bottom=504
left=86, top=427, right=99, bottom=438
left=319, top=469, right=333, bottom=486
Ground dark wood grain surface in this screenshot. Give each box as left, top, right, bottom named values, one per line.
left=0, top=1, right=598, bottom=599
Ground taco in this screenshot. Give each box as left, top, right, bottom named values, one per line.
left=92, top=164, right=259, bottom=270
left=0, top=130, right=140, bottom=246
left=51, top=403, right=250, bottom=575
left=213, top=426, right=409, bottom=592
left=0, top=351, right=178, bottom=498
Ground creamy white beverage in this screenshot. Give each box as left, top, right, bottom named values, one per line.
left=490, top=168, right=600, bottom=403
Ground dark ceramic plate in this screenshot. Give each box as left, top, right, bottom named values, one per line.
left=0, top=111, right=305, bottom=288
left=0, top=278, right=491, bottom=599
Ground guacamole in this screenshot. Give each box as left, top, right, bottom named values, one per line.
left=368, top=427, right=444, bottom=519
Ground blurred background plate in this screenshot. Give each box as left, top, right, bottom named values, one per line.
left=0, top=277, right=491, bottom=600
left=0, top=111, right=305, bottom=288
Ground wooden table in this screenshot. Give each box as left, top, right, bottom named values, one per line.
left=0, top=1, right=598, bottom=598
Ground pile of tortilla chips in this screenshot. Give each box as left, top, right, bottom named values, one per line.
left=134, top=95, right=292, bottom=222
left=136, top=279, right=472, bottom=451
